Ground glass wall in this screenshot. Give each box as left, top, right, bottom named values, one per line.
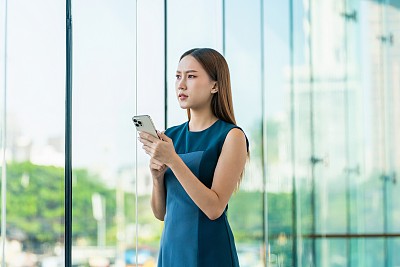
left=71, top=1, right=138, bottom=266
left=224, top=1, right=265, bottom=266
left=287, top=0, right=400, bottom=266
left=0, top=1, right=65, bottom=266
left=0, top=0, right=399, bottom=266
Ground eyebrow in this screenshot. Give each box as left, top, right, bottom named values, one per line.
left=176, top=70, right=198, bottom=74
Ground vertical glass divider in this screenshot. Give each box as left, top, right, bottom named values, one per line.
left=259, top=0, right=268, bottom=265
left=259, top=0, right=269, bottom=266
left=164, top=0, right=168, bottom=129
left=222, top=0, right=226, bottom=55
left=65, top=0, right=73, bottom=265
left=381, top=2, right=390, bottom=266
left=135, top=1, right=139, bottom=266
left=288, top=0, right=298, bottom=266
left=307, top=0, right=317, bottom=264
left=1, top=0, right=8, bottom=265
left=343, top=1, right=352, bottom=266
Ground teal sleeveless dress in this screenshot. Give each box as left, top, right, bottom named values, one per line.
left=158, top=119, right=248, bottom=267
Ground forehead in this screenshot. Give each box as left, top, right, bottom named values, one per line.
left=176, top=55, right=204, bottom=72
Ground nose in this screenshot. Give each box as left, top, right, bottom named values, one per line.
left=177, top=77, right=186, bottom=90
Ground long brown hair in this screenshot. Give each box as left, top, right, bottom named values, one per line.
left=179, top=48, right=249, bottom=185
left=179, top=48, right=236, bottom=125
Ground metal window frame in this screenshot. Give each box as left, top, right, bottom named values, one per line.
left=65, top=0, right=73, bottom=265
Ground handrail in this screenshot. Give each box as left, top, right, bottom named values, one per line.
left=301, top=233, right=400, bottom=238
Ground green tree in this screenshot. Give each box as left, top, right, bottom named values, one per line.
left=3, top=162, right=118, bottom=252
left=6, top=162, right=64, bottom=251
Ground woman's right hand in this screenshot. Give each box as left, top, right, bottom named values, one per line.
left=149, top=157, right=168, bottom=183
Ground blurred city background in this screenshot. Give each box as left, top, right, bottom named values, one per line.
left=0, top=0, right=399, bottom=266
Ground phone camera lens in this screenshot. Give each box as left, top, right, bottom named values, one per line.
left=133, top=119, right=137, bottom=122
left=135, top=123, right=140, bottom=127
left=138, top=121, right=143, bottom=126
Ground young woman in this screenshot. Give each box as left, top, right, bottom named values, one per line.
left=138, top=48, right=249, bottom=267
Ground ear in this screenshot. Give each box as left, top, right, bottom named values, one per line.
left=211, top=82, right=218, bottom=94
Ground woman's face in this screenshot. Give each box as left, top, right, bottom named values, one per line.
left=175, top=55, right=217, bottom=111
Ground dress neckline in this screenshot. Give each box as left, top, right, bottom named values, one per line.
left=187, top=119, right=220, bottom=133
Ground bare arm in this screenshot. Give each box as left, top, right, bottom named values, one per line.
left=167, top=128, right=247, bottom=220
left=151, top=179, right=166, bottom=221
left=149, top=158, right=167, bottom=221
left=140, top=128, right=247, bottom=220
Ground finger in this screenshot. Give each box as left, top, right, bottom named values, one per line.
left=150, top=160, right=165, bottom=170
left=139, top=131, right=158, bottom=143
left=159, top=131, right=172, bottom=142
left=138, top=136, right=152, bottom=146
left=151, top=163, right=165, bottom=171
left=144, top=150, right=154, bottom=158
left=150, top=162, right=161, bottom=170
left=142, top=145, right=155, bottom=156
left=150, top=162, right=163, bottom=169
left=140, top=137, right=157, bottom=150
left=150, top=158, right=164, bottom=166
left=149, top=158, right=163, bottom=167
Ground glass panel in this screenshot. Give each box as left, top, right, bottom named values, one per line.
left=2, top=1, right=65, bottom=266
left=365, top=238, right=385, bottom=267
left=263, top=0, right=294, bottom=266
left=382, top=2, right=400, bottom=265
left=292, top=0, right=314, bottom=265
left=361, top=0, right=387, bottom=234
left=342, top=0, right=394, bottom=249
left=225, top=1, right=265, bottom=266
left=345, top=0, right=366, bottom=236
left=136, top=0, right=165, bottom=265
left=352, top=238, right=386, bottom=266
left=315, top=239, right=348, bottom=267
left=350, top=238, right=364, bottom=267
left=391, top=238, right=400, bottom=266
left=72, top=1, right=138, bottom=265
left=311, top=0, right=348, bottom=235
left=166, top=0, right=223, bottom=126
left=384, top=1, right=400, bottom=234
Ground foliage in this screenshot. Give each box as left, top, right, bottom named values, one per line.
left=3, top=162, right=120, bottom=252
left=5, top=162, right=64, bottom=252
left=71, top=168, right=117, bottom=245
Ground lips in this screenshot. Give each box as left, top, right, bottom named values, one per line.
left=178, top=93, right=188, bottom=100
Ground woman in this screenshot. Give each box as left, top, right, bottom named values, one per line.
left=139, top=48, right=249, bottom=267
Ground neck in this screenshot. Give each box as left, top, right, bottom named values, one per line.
left=188, top=108, right=218, bottom=131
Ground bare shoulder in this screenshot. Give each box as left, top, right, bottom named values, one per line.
left=223, top=128, right=247, bottom=153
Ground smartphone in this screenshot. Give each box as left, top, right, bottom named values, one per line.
left=132, top=115, right=159, bottom=139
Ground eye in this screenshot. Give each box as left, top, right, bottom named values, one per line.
left=175, top=74, right=181, bottom=79
left=188, top=75, right=196, bottom=79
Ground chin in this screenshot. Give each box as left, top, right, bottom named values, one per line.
left=178, top=102, right=189, bottom=109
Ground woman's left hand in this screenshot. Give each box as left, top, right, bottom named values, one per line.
left=138, top=131, right=177, bottom=166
